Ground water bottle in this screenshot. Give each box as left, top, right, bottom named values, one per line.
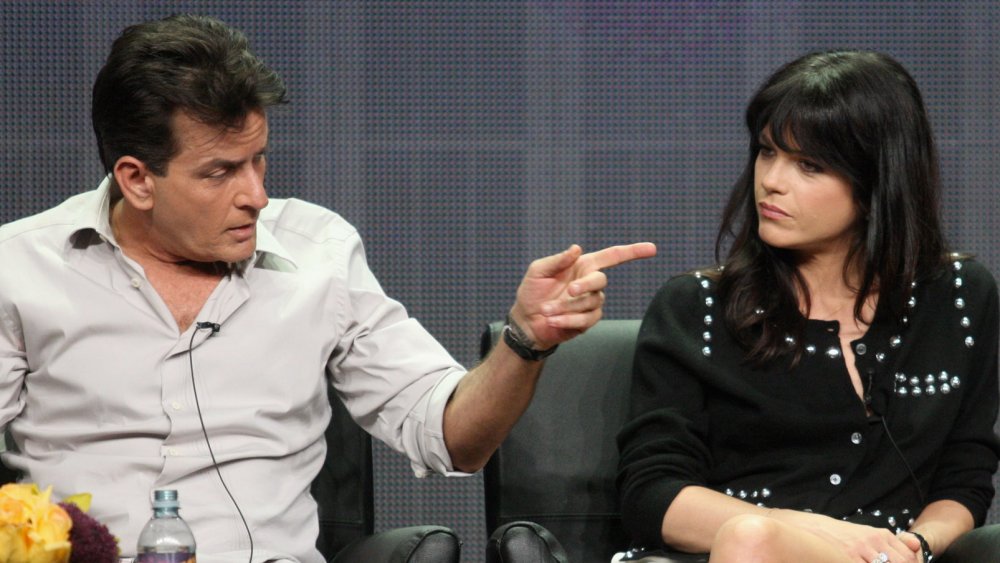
left=135, top=489, right=197, bottom=563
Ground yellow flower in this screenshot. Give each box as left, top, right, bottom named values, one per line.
left=0, top=484, right=71, bottom=563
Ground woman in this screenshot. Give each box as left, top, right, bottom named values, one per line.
left=617, top=51, right=999, bottom=563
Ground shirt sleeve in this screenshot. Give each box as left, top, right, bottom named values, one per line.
left=326, top=230, right=468, bottom=477
left=924, top=260, right=1000, bottom=525
left=617, top=275, right=714, bottom=548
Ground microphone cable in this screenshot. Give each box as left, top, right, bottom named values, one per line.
left=189, top=322, right=254, bottom=563
left=879, top=415, right=926, bottom=508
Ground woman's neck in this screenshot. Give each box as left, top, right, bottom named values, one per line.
left=795, top=251, right=874, bottom=323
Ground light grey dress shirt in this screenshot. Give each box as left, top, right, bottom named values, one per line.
left=0, top=178, right=468, bottom=562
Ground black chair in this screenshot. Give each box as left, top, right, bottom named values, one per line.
left=314, top=385, right=461, bottom=562
left=480, top=320, right=1000, bottom=563
left=480, top=319, right=706, bottom=563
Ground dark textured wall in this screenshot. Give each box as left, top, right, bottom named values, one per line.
left=2, top=2, right=997, bottom=560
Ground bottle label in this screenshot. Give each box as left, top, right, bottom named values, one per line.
left=135, top=555, right=196, bottom=563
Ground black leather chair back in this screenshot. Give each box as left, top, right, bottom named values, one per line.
left=312, top=385, right=375, bottom=559
left=481, top=319, right=641, bottom=563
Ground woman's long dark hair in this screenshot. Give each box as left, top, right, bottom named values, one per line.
left=715, top=50, right=947, bottom=366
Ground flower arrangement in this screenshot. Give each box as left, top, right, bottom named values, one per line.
left=0, top=483, right=118, bottom=563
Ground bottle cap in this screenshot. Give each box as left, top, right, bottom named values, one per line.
left=152, top=489, right=180, bottom=510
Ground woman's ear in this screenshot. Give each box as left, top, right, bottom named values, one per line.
left=112, top=156, right=156, bottom=211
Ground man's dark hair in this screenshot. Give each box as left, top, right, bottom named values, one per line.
left=92, top=14, right=287, bottom=176
left=714, top=50, right=946, bottom=366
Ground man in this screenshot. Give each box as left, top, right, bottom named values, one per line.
left=0, top=14, right=655, bottom=562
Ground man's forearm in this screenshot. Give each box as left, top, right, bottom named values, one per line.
left=441, top=338, right=544, bottom=472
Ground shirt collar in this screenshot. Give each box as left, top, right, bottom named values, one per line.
left=69, top=176, right=298, bottom=273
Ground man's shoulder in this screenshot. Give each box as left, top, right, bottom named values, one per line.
left=0, top=191, right=94, bottom=248
left=260, top=198, right=359, bottom=245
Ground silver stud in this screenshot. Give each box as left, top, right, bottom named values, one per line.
left=926, top=384, right=936, bottom=395
left=895, top=373, right=906, bottom=382
left=965, top=336, right=975, bottom=348
left=888, top=516, right=897, bottom=527
left=875, top=352, right=886, bottom=362
left=725, top=488, right=734, bottom=496
left=751, top=490, right=759, bottom=498
left=825, top=347, right=841, bottom=359
left=700, top=279, right=710, bottom=289
left=704, top=315, right=713, bottom=326
left=705, top=297, right=714, bottom=307
left=955, top=297, right=965, bottom=309
left=961, top=316, right=970, bottom=328
left=702, top=346, right=712, bottom=357
left=872, top=510, right=882, bottom=516
left=703, top=331, right=712, bottom=342
left=897, top=387, right=909, bottom=397
left=851, top=432, right=862, bottom=445
left=909, top=376, right=920, bottom=386
left=902, top=316, right=909, bottom=325
left=754, top=307, right=765, bottom=315
left=953, top=261, right=962, bottom=271
left=805, top=345, right=816, bottom=355
left=908, top=518, right=915, bottom=526
left=785, top=335, right=796, bottom=346
left=951, top=376, right=961, bottom=388
left=761, top=488, right=771, bottom=498
left=925, top=374, right=936, bottom=384
left=738, top=490, right=748, bottom=499
left=902, top=509, right=910, bottom=515
left=940, top=383, right=951, bottom=394
left=939, top=371, right=949, bottom=381
left=954, top=277, right=963, bottom=288
left=912, top=386, right=923, bottom=397
left=908, top=296, right=917, bottom=308
left=890, top=336, right=902, bottom=348
left=694, top=272, right=703, bottom=279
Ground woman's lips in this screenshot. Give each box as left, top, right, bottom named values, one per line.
left=759, top=202, right=790, bottom=220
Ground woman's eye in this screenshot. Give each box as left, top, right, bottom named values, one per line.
left=799, top=160, right=823, bottom=173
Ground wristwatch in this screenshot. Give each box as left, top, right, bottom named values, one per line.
left=502, top=313, right=558, bottom=361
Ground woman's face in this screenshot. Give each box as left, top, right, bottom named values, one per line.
left=753, top=132, right=859, bottom=261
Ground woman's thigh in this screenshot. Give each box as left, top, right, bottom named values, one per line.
left=936, top=524, right=1000, bottom=563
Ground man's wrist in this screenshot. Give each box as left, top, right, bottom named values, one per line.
left=502, top=312, right=558, bottom=361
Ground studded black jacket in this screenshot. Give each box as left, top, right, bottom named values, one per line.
left=617, top=258, right=1000, bottom=549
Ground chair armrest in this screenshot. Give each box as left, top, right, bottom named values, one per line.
left=486, top=521, right=569, bottom=563
left=330, top=525, right=460, bottom=563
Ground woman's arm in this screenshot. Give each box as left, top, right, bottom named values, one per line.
left=903, top=499, right=975, bottom=560
left=664, top=485, right=919, bottom=560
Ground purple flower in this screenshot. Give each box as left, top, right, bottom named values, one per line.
left=59, top=503, right=118, bottom=563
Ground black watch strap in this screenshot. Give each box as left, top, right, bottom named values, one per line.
left=502, top=314, right=558, bottom=361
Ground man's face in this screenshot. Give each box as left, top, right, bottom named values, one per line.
left=145, top=110, right=270, bottom=264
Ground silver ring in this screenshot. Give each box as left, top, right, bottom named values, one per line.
left=871, top=553, right=889, bottom=563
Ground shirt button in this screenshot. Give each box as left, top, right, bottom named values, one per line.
left=829, top=473, right=842, bottom=485
left=855, top=343, right=867, bottom=355
left=171, top=402, right=183, bottom=411
left=130, top=278, right=142, bottom=288
left=851, top=432, right=863, bottom=445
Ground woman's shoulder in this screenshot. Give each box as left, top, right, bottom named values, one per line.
left=651, top=266, right=722, bottom=300
left=925, top=254, right=998, bottom=296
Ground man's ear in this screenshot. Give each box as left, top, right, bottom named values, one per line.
left=112, top=156, right=157, bottom=211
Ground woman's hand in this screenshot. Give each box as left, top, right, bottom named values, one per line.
left=771, top=509, right=921, bottom=562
